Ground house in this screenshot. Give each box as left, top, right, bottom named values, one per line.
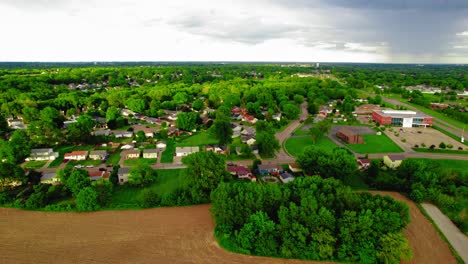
left=242, top=115, right=258, bottom=124
left=227, top=165, right=254, bottom=180
left=64, top=151, right=89, bottom=161
left=357, top=159, right=371, bottom=170
left=246, top=138, right=256, bottom=146
left=122, top=149, right=140, bottom=159
left=143, top=149, right=158, bottom=159
left=206, top=145, right=227, bottom=155
left=257, top=164, right=282, bottom=175
left=272, top=113, right=282, bottom=121
left=120, top=144, right=134, bottom=150
left=372, top=110, right=432, bottom=127
left=7, top=117, right=26, bottom=129
left=118, top=167, right=130, bottom=184
left=89, top=150, right=108, bottom=160
left=132, top=125, right=156, bottom=138
left=88, top=170, right=111, bottom=181
left=288, top=163, right=302, bottom=173
left=175, top=146, right=199, bottom=157
left=279, top=172, right=295, bottom=183
left=26, top=148, right=59, bottom=161
left=156, top=142, right=167, bottom=150
left=63, top=119, right=77, bottom=128
left=121, top=108, right=135, bottom=116
left=92, top=129, right=111, bottom=136
left=384, top=155, right=404, bottom=169
left=40, top=173, right=59, bottom=184
left=113, top=130, right=134, bottom=138
left=354, top=104, right=381, bottom=116
left=336, top=128, right=364, bottom=144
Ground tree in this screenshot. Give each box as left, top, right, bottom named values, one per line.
left=309, top=126, right=322, bottom=143
left=0, top=162, right=25, bottom=191
left=135, top=130, right=147, bottom=143
left=293, top=94, right=304, bottom=104
left=138, top=188, right=161, bottom=208
left=106, top=106, right=126, bottom=129
left=176, top=112, right=199, bottom=131
left=182, top=151, right=231, bottom=203
left=240, top=143, right=253, bottom=158
left=377, top=233, right=412, bottom=264
left=66, top=115, right=95, bottom=143
left=237, top=211, right=278, bottom=256
left=22, top=107, right=40, bottom=123
left=126, top=98, right=146, bottom=113
left=256, top=132, right=280, bottom=157
left=128, top=165, right=157, bottom=187
left=439, top=142, right=446, bottom=149
left=316, top=120, right=331, bottom=135
left=27, top=120, right=62, bottom=146
left=192, top=99, right=204, bottom=111
left=40, top=106, right=63, bottom=127
left=66, top=169, right=91, bottom=197
left=307, top=102, right=319, bottom=115
left=76, top=187, right=100, bottom=212
left=283, top=103, right=300, bottom=120
left=0, top=115, right=8, bottom=137
left=210, top=117, right=233, bottom=145
left=91, top=179, right=113, bottom=206
left=173, top=92, right=189, bottom=105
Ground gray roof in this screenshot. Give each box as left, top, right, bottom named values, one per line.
left=118, top=167, right=130, bottom=175
left=89, top=150, right=107, bottom=155
left=40, top=173, right=57, bottom=181
left=31, top=148, right=53, bottom=153
left=143, top=149, right=158, bottom=153
left=175, top=146, right=199, bottom=153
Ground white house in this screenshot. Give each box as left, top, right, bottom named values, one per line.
left=118, top=167, right=130, bottom=184
left=40, top=173, right=59, bottom=184
left=64, top=151, right=89, bottom=161
left=143, top=149, right=158, bottom=159
left=156, top=142, right=167, bottom=150
left=113, top=130, right=133, bottom=138
left=246, top=138, right=256, bottom=146
left=26, top=148, right=59, bottom=161
left=175, top=146, right=199, bottom=157
left=89, top=150, right=108, bottom=160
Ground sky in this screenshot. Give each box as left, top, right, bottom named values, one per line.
left=0, top=0, right=467, bottom=63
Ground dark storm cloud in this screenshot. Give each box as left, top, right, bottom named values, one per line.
left=273, top=0, right=468, bottom=58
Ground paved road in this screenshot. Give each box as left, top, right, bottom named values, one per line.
left=275, top=102, right=308, bottom=161
left=422, top=203, right=468, bottom=263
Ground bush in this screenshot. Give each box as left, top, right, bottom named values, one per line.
left=421, top=143, right=426, bottom=148
left=394, top=132, right=399, bottom=137
left=25, top=192, right=46, bottom=209
left=43, top=203, right=74, bottom=212
left=439, top=142, right=446, bottom=149
left=76, top=187, right=100, bottom=212
left=429, top=145, right=436, bottom=150
left=414, top=144, right=419, bottom=148
left=138, top=188, right=161, bottom=208
left=401, top=138, right=406, bottom=143
left=446, top=144, right=453, bottom=149
left=459, top=147, right=463, bottom=150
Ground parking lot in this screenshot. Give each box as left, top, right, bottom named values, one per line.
left=385, top=127, right=467, bottom=151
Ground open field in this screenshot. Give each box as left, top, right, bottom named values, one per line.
left=346, top=134, right=404, bottom=154
left=410, top=158, right=468, bottom=174
left=23, top=160, right=47, bottom=169
left=0, top=191, right=456, bottom=264
left=176, top=131, right=218, bottom=147
left=284, top=136, right=338, bottom=157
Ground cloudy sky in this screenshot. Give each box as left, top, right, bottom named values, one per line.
left=0, top=0, right=467, bottom=63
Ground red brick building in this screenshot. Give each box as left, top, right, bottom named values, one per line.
left=336, top=129, right=364, bottom=144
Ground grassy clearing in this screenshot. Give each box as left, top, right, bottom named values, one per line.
left=176, top=131, right=218, bottom=147
left=23, top=161, right=47, bottom=169
left=346, top=134, right=404, bottom=154
left=160, top=140, right=175, bottom=163
left=48, top=145, right=95, bottom=168
left=410, top=158, right=468, bottom=174
left=67, top=159, right=103, bottom=167
left=123, top=158, right=157, bottom=166
left=107, top=168, right=187, bottom=209
left=285, top=136, right=338, bottom=157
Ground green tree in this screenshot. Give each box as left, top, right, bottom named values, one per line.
left=76, top=187, right=100, bottom=212
left=283, top=103, right=300, bottom=119
left=40, top=106, right=63, bottom=127
left=237, top=211, right=278, bottom=256
left=138, top=188, right=161, bottom=208
left=182, top=151, right=231, bottom=203
left=91, top=179, right=113, bottom=206
left=0, top=162, right=25, bottom=191
left=192, top=99, right=204, bottom=111
left=66, top=169, right=91, bottom=197
left=316, top=120, right=331, bottom=135
left=135, top=130, right=147, bottom=143
left=176, top=112, right=200, bottom=131
left=293, top=94, right=304, bottom=104
left=0, top=115, right=9, bottom=137
left=126, top=98, right=147, bottom=113
left=309, top=126, right=322, bottom=143
left=66, top=115, right=95, bottom=143
left=173, top=92, right=189, bottom=105
left=377, top=233, right=412, bottom=264
left=128, top=165, right=157, bottom=187
left=210, top=117, right=233, bottom=145
left=256, top=132, right=280, bottom=157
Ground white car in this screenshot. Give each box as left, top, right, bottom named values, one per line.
left=74, top=165, right=84, bottom=169
left=86, top=165, right=94, bottom=168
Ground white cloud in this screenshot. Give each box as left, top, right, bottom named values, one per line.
left=456, top=31, right=468, bottom=36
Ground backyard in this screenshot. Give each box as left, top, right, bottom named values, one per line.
left=108, top=168, right=187, bottom=209
left=123, top=158, right=157, bottom=167
left=175, top=131, right=218, bottom=147
left=48, top=145, right=95, bottom=168
left=345, top=134, right=404, bottom=154
left=23, top=161, right=47, bottom=170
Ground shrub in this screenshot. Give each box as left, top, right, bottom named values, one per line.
left=414, top=144, right=419, bottom=148
left=439, top=142, right=446, bottom=149
left=25, top=192, right=46, bottom=209
left=458, top=147, right=463, bottom=150
left=401, top=138, right=406, bottom=143
left=394, top=133, right=399, bottom=137
left=421, top=143, right=426, bottom=148
left=429, top=145, right=436, bottom=150
left=138, top=188, right=161, bottom=208
left=446, top=144, right=453, bottom=149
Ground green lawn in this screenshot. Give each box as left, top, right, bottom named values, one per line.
left=107, top=168, right=187, bottom=209
left=48, top=145, right=95, bottom=168
left=106, top=150, right=121, bottom=166
left=345, top=134, right=404, bottom=154
left=161, top=140, right=175, bottom=163
left=123, top=158, right=157, bottom=166
left=285, top=136, right=338, bottom=157
left=23, top=160, right=47, bottom=169
left=410, top=158, right=468, bottom=174
left=176, top=131, right=218, bottom=147
left=412, top=148, right=468, bottom=155
left=67, top=159, right=103, bottom=167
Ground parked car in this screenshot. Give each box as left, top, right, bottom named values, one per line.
left=74, top=165, right=84, bottom=169
left=86, top=165, right=94, bottom=168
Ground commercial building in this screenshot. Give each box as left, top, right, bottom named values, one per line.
left=336, top=128, right=364, bottom=144
left=372, top=110, right=432, bottom=128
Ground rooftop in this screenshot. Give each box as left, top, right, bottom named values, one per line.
left=374, top=110, right=431, bottom=118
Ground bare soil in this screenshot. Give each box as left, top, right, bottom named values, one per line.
left=0, top=192, right=457, bottom=264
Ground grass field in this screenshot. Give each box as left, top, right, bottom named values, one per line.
left=123, top=158, right=157, bottom=166
left=160, top=140, right=175, bottom=163
left=410, top=158, right=468, bottom=174
left=176, top=131, right=218, bottom=147
left=412, top=148, right=468, bottom=155
left=23, top=161, right=47, bottom=169
left=346, top=134, right=404, bottom=154
left=284, top=136, right=338, bottom=157
left=107, top=169, right=187, bottom=209
left=67, top=159, right=103, bottom=167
